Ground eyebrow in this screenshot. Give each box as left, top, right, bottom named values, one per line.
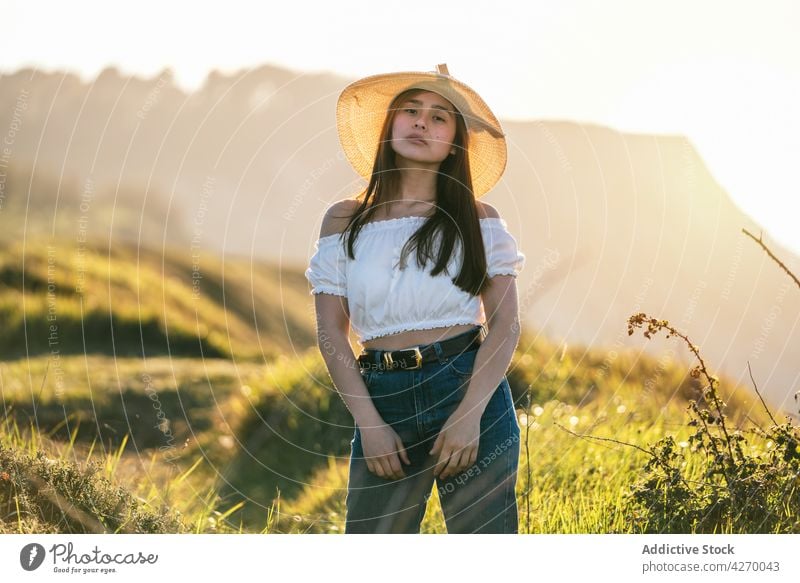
left=404, top=98, right=454, bottom=118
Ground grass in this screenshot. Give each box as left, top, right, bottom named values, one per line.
left=0, top=330, right=793, bottom=533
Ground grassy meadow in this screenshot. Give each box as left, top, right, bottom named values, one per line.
left=1, top=236, right=798, bottom=534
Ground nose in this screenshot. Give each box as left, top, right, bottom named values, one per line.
left=413, top=111, right=428, bottom=130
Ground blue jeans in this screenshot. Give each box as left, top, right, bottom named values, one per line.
left=345, top=327, right=521, bottom=534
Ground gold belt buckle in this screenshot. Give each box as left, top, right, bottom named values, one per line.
left=382, top=347, right=423, bottom=370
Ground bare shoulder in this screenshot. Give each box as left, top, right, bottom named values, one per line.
left=476, top=200, right=501, bottom=220
left=319, top=199, right=359, bottom=237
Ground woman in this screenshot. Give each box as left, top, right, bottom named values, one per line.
left=305, top=64, right=525, bottom=533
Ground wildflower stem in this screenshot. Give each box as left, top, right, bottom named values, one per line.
left=555, top=421, right=649, bottom=454
left=745, top=361, right=781, bottom=428
left=742, top=228, right=800, bottom=291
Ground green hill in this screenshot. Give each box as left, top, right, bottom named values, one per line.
left=0, top=238, right=317, bottom=362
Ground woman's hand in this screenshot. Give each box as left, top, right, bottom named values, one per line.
left=429, top=407, right=482, bottom=480
left=360, top=423, right=411, bottom=480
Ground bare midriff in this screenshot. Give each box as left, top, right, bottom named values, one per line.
left=361, top=323, right=479, bottom=351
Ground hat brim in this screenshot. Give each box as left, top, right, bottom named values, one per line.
left=336, top=70, right=507, bottom=198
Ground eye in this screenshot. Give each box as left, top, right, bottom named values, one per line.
left=434, top=115, right=446, bottom=122
left=404, top=108, right=416, bottom=114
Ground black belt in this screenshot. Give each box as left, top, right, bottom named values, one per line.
left=358, top=326, right=484, bottom=372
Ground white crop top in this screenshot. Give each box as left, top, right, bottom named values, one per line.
left=305, top=216, right=525, bottom=343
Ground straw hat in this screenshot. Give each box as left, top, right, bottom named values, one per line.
left=336, top=63, right=507, bottom=198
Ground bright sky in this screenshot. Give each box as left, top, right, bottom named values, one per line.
left=4, top=0, right=799, bottom=254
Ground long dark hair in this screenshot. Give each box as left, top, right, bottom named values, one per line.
left=337, top=88, right=489, bottom=296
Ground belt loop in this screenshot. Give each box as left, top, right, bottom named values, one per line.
left=433, top=340, right=447, bottom=364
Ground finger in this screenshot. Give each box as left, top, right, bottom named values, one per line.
left=396, top=436, right=411, bottom=465
left=453, top=450, right=471, bottom=478
left=379, top=456, right=401, bottom=480
left=467, top=447, right=478, bottom=469
left=387, top=454, right=406, bottom=479
left=441, top=449, right=466, bottom=480
left=433, top=447, right=453, bottom=478
left=429, top=432, right=443, bottom=456
left=458, top=447, right=476, bottom=473
left=371, top=458, right=386, bottom=478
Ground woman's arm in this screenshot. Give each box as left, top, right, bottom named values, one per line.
left=313, top=201, right=410, bottom=479
left=459, top=274, right=521, bottom=415
left=314, top=292, right=382, bottom=428
left=315, top=293, right=411, bottom=480
left=429, top=274, right=521, bottom=479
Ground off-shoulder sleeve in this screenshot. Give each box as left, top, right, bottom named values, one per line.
left=483, top=219, right=525, bottom=278
left=304, top=235, right=348, bottom=297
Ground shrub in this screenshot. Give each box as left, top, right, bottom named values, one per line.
left=624, top=313, right=800, bottom=533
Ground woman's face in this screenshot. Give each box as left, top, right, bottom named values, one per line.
left=389, top=90, right=458, bottom=167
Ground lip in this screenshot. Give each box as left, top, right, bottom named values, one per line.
left=406, top=137, right=428, bottom=145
